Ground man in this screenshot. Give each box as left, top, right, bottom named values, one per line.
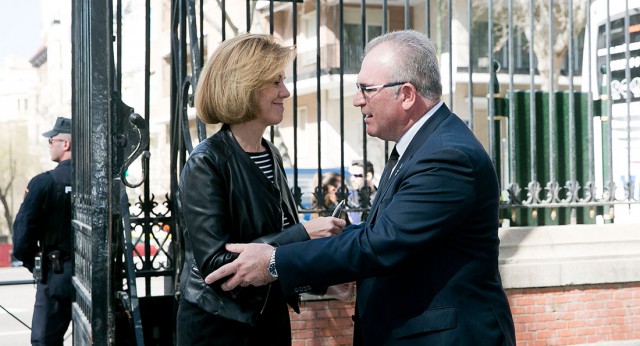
left=13, top=117, right=73, bottom=346
left=205, top=30, right=516, bottom=345
left=348, top=159, right=377, bottom=224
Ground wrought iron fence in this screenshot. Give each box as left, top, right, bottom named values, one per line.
left=168, top=0, right=639, bottom=227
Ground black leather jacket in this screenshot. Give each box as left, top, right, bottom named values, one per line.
left=177, top=125, right=309, bottom=325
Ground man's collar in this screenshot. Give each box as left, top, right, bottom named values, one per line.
left=395, top=101, right=444, bottom=157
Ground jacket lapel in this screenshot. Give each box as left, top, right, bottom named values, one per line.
left=366, top=104, right=452, bottom=225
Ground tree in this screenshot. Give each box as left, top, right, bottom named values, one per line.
left=0, top=122, right=43, bottom=242
left=474, top=0, right=590, bottom=90
left=0, top=153, right=16, bottom=239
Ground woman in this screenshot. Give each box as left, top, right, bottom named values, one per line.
left=310, top=171, right=343, bottom=217
left=176, top=34, right=345, bottom=345
left=321, top=172, right=342, bottom=211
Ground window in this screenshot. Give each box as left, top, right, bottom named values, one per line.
left=344, top=24, right=382, bottom=73
left=297, top=106, right=308, bottom=130
left=472, top=21, right=585, bottom=76
left=341, top=6, right=384, bottom=73
left=471, top=22, right=532, bottom=73
left=300, top=13, right=318, bottom=66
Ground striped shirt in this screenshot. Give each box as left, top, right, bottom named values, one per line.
left=247, top=150, right=293, bottom=228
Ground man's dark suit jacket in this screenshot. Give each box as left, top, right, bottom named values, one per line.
left=275, top=104, right=516, bottom=345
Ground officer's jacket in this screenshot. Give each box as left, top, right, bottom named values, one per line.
left=177, top=124, right=308, bottom=326
left=13, top=160, right=72, bottom=271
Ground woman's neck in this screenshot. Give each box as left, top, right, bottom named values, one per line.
left=230, top=122, right=267, bottom=153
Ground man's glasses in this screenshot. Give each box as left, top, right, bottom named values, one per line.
left=48, top=138, right=66, bottom=145
left=355, top=82, right=407, bottom=99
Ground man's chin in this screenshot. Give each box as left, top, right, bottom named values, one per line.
left=365, top=127, right=377, bottom=138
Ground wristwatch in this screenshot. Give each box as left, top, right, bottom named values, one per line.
left=268, top=248, right=278, bottom=279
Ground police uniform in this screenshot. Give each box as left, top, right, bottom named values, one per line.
left=12, top=117, right=73, bottom=346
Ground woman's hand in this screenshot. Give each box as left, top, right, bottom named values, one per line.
left=302, top=217, right=346, bottom=239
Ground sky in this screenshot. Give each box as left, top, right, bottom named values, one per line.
left=0, top=0, right=42, bottom=62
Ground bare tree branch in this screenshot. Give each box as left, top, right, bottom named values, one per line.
left=0, top=155, right=16, bottom=238
left=473, top=0, right=590, bottom=90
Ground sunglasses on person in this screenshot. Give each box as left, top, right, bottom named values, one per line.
left=48, top=138, right=66, bottom=145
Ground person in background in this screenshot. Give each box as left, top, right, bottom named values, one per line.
left=13, top=117, right=73, bottom=346
left=310, top=171, right=342, bottom=217
left=204, top=29, right=516, bottom=345
left=322, top=172, right=342, bottom=212
left=347, top=159, right=377, bottom=224
left=176, top=33, right=345, bottom=346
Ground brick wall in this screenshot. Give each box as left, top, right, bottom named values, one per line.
left=291, top=299, right=355, bottom=346
left=509, top=283, right=640, bottom=346
left=290, top=282, right=640, bottom=345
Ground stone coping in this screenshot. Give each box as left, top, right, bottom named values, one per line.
left=499, top=224, right=640, bottom=289
left=303, top=223, right=640, bottom=301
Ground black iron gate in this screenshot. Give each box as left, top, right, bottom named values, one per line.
left=71, top=0, right=179, bottom=344
left=71, top=0, right=114, bottom=344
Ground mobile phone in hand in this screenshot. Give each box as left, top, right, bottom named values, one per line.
left=332, top=200, right=346, bottom=218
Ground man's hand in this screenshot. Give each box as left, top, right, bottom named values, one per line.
left=204, top=243, right=275, bottom=290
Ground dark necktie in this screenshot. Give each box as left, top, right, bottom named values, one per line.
left=378, top=146, right=399, bottom=188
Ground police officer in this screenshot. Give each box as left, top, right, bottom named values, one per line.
left=13, top=117, right=73, bottom=346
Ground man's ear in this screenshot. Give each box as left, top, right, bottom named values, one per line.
left=400, top=83, right=417, bottom=111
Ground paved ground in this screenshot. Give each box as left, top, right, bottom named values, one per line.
left=0, top=264, right=169, bottom=345
left=0, top=266, right=72, bottom=346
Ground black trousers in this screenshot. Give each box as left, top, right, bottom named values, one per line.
left=31, top=260, right=72, bottom=346
left=176, top=299, right=292, bottom=346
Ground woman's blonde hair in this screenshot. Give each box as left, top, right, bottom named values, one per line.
left=195, top=33, right=295, bottom=124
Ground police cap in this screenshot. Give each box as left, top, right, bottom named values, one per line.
left=42, top=117, right=72, bottom=138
